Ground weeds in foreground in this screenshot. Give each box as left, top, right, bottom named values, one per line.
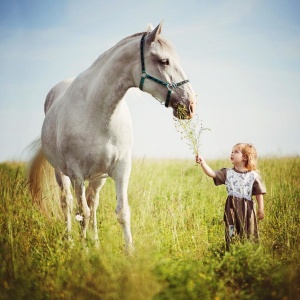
left=0, top=158, right=299, bottom=299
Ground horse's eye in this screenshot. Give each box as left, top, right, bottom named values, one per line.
left=160, top=59, right=169, bottom=66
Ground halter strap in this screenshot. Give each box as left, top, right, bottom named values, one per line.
left=139, top=34, right=189, bottom=108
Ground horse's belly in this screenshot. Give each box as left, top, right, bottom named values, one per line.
left=83, top=143, right=131, bottom=178
left=42, top=121, right=132, bottom=180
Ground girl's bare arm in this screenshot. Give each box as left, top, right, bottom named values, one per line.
left=195, top=155, right=216, bottom=178
left=256, top=194, right=265, bottom=220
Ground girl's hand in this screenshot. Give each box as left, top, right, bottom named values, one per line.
left=257, top=209, right=265, bottom=220
left=195, top=155, right=204, bottom=165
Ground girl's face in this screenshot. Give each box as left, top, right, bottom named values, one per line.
left=230, top=146, right=246, bottom=166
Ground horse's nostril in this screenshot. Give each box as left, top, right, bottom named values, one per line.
left=189, top=102, right=194, bottom=116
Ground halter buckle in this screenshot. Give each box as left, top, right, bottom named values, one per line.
left=170, top=82, right=178, bottom=90
left=166, top=83, right=176, bottom=93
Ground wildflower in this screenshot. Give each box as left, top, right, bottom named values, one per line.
left=75, top=214, right=84, bottom=222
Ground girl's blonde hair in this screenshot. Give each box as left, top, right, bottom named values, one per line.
left=235, top=143, right=258, bottom=171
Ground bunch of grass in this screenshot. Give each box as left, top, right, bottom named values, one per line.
left=173, top=106, right=210, bottom=156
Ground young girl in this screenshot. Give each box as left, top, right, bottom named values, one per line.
left=195, top=143, right=266, bottom=249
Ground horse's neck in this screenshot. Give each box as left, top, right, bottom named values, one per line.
left=76, top=35, right=140, bottom=117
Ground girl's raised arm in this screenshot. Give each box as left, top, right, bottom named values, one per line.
left=195, top=155, right=216, bottom=178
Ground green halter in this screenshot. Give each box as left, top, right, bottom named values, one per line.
left=139, top=34, right=190, bottom=108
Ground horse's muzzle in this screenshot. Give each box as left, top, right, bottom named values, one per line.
left=173, top=97, right=196, bottom=119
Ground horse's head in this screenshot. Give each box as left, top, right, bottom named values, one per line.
left=138, top=21, right=196, bottom=119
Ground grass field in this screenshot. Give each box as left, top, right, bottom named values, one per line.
left=0, top=157, right=299, bottom=299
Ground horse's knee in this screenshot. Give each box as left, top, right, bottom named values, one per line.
left=66, top=194, right=73, bottom=211
left=115, top=206, right=130, bottom=225
left=82, top=206, right=91, bottom=220
left=60, top=191, right=73, bottom=211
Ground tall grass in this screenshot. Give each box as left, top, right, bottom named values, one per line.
left=0, top=157, right=299, bottom=299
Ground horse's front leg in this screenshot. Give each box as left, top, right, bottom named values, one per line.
left=115, top=189, right=133, bottom=252
left=86, top=178, right=107, bottom=242
left=74, top=181, right=90, bottom=239
left=112, top=164, right=133, bottom=253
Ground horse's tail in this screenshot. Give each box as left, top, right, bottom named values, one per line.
left=26, top=137, right=61, bottom=218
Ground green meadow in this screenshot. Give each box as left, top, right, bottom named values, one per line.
left=0, top=157, right=299, bottom=299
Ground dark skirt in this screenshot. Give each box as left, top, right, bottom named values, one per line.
left=224, top=196, right=259, bottom=249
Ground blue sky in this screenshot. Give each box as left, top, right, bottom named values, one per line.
left=0, top=0, right=299, bottom=162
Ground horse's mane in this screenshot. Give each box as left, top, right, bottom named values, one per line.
left=93, top=31, right=178, bottom=67
left=127, top=32, right=145, bottom=38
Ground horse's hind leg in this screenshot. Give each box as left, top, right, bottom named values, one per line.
left=86, top=178, right=107, bottom=242
left=56, top=171, right=73, bottom=235
left=74, top=180, right=90, bottom=239
left=62, top=175, right=73, bottom=234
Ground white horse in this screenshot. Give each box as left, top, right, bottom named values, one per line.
left=27, top=22, right=196, bottom=252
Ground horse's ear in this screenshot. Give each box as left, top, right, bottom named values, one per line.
left=146, top=23, right=154, bottom=32
left=146, top=20, right=164, bottom=43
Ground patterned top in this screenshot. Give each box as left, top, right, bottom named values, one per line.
left=213, top=168, right=266, bottom=201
